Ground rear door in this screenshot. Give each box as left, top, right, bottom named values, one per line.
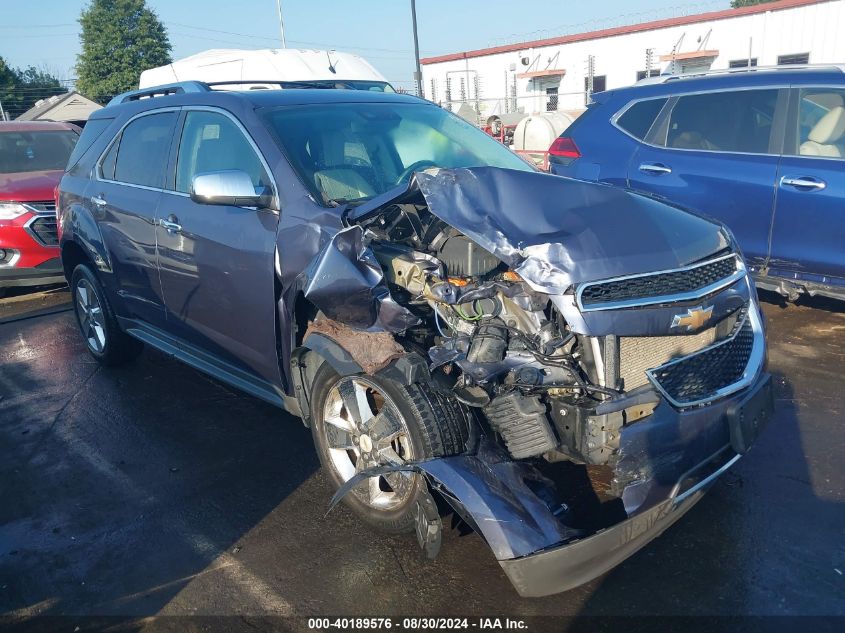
left=155, top=107, right=281, bottom=385
left=769, top=86, right=845, bottom=282
left=92, top=109, right=178, bottom=326
left=626, top=88, right=787, bottom=269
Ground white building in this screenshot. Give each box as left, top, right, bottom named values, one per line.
left=421, top=0, right=845, bottom=119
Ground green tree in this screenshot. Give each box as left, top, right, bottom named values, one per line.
left=731, top=0, right=778, bottom=8
left=75, top=0, right=172, bottom=102
left=0, top=56, right=65, bottom=120
left=0, top=57, right=16, bottom=120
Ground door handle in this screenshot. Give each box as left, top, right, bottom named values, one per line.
left=780, top=176, right=826, bottom=190
left=91, top=195, right=107, bottom=207
left=639, top=162, right=672, bottom=175
left=160, top=215, right=182, bottom=233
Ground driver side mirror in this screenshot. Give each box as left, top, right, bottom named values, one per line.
left=190, top=170, right=274, bottom=209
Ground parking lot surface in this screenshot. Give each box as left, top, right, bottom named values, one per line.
left=1, top=287, right=843, bottom=624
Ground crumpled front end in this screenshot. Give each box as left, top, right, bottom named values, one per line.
left=296, top=167, right=773, bottom=596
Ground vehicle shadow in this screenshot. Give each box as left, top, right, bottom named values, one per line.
left=0, top=311, right=320, bottom=617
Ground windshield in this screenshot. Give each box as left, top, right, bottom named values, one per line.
left=263, top=102, right=532, bottom=204
left=287, top=80, right=394, bottom=92
left=0, top=130, right=79, bottom=174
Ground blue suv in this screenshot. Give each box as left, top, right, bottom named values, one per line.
left=550, top=66, right=845, bottom=303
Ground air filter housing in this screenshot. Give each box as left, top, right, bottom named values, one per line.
left=437, top=235, right=500, bottom=278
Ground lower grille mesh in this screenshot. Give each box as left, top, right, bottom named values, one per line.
left=648, top=319, right=754, bottom=405
left=29, top=216, right=59, bottom=246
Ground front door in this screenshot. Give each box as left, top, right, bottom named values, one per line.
left=156, top=108, right=281, bottom=384
left=627, top=88, right=786, bottom=269
left=769, top=87, right=845, bottom=283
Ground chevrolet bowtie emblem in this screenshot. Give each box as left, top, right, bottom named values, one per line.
left=671, top=305, right=714, bottom=331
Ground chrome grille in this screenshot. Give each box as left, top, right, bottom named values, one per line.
left=24, top=200, right=57, bottom=213
left=578, top=254, right=741, bottom=311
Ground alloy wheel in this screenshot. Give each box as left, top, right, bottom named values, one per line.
left=322, top=376, right=416, bottom=510
left=75, top=278, right=107, bottom=354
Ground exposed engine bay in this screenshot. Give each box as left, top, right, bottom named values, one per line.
left=357, top=199, right=626, bottom=470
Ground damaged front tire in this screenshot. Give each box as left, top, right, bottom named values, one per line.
left=310, top=362, right=468, bottom=534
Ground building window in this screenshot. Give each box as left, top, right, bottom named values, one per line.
left=636, top=69, right=661, bottom=81
left=584, top=75, right=607, bottom=104
left=545, top=87, right=558, bottom=112
left=584, top=75, right=607, bottom=92
left=778, top=53, right=810, bottom=65
left=729, top=58, right=758, bottom=68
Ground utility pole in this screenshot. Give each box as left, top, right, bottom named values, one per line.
left=411, top=0, right=423, bottom=97
left=585, top=54, right=595, bottom=105
left=0, top=98, right=6, bottom=122
left=275, top=0, right=287, bottom=48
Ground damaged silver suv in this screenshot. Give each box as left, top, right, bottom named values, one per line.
left=58, top=82, right=773, bottom=597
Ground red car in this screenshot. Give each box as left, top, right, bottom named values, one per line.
left=1, top=121, right=79, bottom=297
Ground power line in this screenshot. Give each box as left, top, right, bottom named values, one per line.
left=167, top=29, right=415, bottom=61
left=167, top=21, right=436, bottom=54
left=0, top=33, right=77, bottom=38
left=488, top=0, right=727, bottom=46
left=0, top=23, right=74, bottom=28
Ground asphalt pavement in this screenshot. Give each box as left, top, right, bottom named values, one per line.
left=0, top=286, right=842, bottom=628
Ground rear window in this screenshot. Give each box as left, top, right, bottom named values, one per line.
left=616, top=98, right=668, bottom=140
left=663, top=89, right=778, bottom=154
left=111, top=112, right=177, bottom=188
left=0, top=129, right=79, bottom=174
left=67, top=118, right=114, bottom=170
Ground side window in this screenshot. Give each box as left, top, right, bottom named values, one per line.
left=662, top=89, right=778, bottom=154
left=793, top=88, right=845, bottom=158
left=100, top=137, right=119, bottom=180
left=616, top=98, right=668, bottom=140
left=67, top=117, right=114, bottom=170
left=175, top=111, right=270, bottom=194
left=113, top=112, right=177, bottom=188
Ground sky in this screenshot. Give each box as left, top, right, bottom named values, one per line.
left=0, top=0, right=731, bottom=90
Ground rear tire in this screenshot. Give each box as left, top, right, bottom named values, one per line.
left=71, top=264, right=143, bottom=366
left=310, top=361, right=468, bottom=534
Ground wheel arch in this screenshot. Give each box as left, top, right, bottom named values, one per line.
left=287, top=299, right=432, bottom=427
left=60, top=239, right=93, bottom=283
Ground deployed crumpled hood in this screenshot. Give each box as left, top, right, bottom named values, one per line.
left=353, top=167, right=729, bottom=293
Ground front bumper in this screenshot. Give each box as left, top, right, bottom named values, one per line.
left=500, top=490, right=704, bottom=597
left=0, top=213, right=63, bottom=289
left=419, top=371, right=773, bottom=597
left=0, top=256, right=65, bottom=288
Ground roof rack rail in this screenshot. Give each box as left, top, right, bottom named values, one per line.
left=106, top=78, right=396, bottom=108
left=636, top=63, right=845, bottom=85
left=106, top=81, right=212, bottom=107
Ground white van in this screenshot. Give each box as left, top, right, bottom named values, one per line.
left=139, top=48, right=395, bottom=92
